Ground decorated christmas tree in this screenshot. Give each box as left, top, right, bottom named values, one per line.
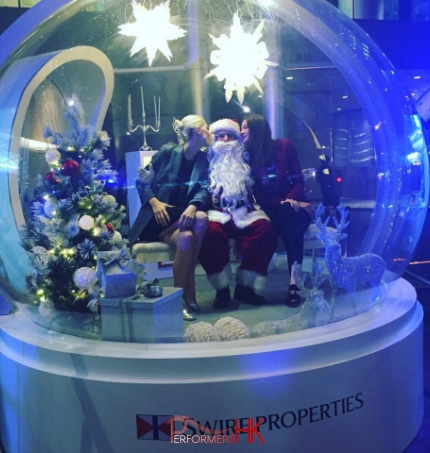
left=21, top=96, right=129, bottom=312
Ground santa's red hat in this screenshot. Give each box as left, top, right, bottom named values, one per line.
left=209, top=119, right=241, bottom=139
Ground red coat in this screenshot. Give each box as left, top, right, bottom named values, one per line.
left=251, top=138, right=308, bottom=217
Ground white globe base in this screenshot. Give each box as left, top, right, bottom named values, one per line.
left=0, top=278, right=422, bottom=452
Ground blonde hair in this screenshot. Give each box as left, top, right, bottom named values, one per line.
left=173, top=115, right=206, bottom=144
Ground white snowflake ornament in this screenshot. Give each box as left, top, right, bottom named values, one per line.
left=118, top=0, right=186, bottom=66
left=205, top=13, right=278, bottom=104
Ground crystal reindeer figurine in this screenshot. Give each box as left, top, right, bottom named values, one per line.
left=289, top=261, right=330, bottom=328
left=250, top=261, right=330, bottom=338
left=314, top=203, right=386, bottom=317
left=127, top=86, right=161, bottom=151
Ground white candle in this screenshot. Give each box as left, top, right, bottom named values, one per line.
left=141, top=86, right=145, bottom=121
left=127, top=94, right=132, bottom=129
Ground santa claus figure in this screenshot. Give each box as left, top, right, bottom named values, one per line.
left=199, top=119, right=277, bottom=308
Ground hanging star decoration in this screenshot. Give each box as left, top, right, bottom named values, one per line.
left=118, top=0, right=186, bottom=66
left=205, top=13, right=278, bottom=104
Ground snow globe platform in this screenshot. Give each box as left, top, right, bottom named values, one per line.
left=0, top=0, right=428, bottom=452
left=0, top=278, right=422, bottom=452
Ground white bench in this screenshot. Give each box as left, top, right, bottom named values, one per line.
left=132, top=223, right=333, bottom=269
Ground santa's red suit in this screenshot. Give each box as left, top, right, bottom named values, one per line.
left=198, top=119, right=277, bottom=306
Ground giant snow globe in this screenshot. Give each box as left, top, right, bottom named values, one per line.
left=0, top=0, right=426, bottom=452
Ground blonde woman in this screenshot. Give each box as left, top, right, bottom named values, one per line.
left=128, top=115, right=211, bottom=321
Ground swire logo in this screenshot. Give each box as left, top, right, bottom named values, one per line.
left=136, top=414, right=265, bottom=444
left=136, top=393, right=364, bottom=444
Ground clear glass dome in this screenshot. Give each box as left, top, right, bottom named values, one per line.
left=0, top=0, right=427, bottom=342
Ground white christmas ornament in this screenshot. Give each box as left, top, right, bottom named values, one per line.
left=73, top=267, right=97, bottom=289
left=101, top=195, right=117, bottom=208
left=118, top=0, right=186, bottom=65
left=45, top=148, right=61, bottom=165
left=79, top=215, right=95, bottom=230
left=205, top=13, right=278, bottom=104
left=112, top=231, right=123, bottom=244
left=44, top=199, right=57, bottom=218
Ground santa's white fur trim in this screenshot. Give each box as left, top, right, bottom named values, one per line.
left=231, top=207, right=270, bottom=229
left=236, top=268, right=267, bottom=295
left=207, top=264, right=232, bottom=290
left=208, top=207, right=270, bottom=229
left=208, top=210, right=231, bottom=224
left=209, top=119, right=241, bottom=138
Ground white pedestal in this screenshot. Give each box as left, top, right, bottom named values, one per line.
left=0, top=278, right=422, bottom=453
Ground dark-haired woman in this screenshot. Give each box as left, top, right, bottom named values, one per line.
left=241, top=114, right=314, bottom=306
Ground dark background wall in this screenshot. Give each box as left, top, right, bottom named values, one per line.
left=356, top=19, right=430, bottom=70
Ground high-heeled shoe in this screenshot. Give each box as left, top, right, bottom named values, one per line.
left=182, top=302, right=197, bottom=321
left=286, top=284, right=302, bottom=307
left=183, top=299, right=201, bottom=313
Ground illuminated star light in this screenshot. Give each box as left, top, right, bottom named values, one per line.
left=118, top=0, right=186, bottom=66
left=205, top=13, right=278, bottom=104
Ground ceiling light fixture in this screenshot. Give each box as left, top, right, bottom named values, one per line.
left=205, top=13, right=277, bottom=104
left=118, top=0, right=186, bottom=66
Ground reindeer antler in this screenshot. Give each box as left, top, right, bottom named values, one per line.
left=314, top=203, right=330, bottom=240
left=333, top=204, right=350, bottom=240
left=292, top=262, right=305, bottom=289
left=312, top=259, right=327, bottom=288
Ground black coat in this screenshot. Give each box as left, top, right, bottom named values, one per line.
left=128, top=144, right=210, bottom=245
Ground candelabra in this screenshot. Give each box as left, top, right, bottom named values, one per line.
left=127, top=86, right=161, bottom=150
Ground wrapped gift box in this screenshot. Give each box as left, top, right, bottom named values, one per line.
left=100, top=287, right=184, bottom=343
left=97, top=250, right=145, bottom=298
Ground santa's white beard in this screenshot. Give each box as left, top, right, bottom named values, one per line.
left=209, top=140, right=253, bottom=209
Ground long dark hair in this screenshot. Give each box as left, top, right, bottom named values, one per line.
left=243, top=114, right=274, bottom=167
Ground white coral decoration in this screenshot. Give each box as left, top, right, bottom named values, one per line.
left=214, top=316, right=250, bottom=341
left=184, top=322, right=220, bottom=343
